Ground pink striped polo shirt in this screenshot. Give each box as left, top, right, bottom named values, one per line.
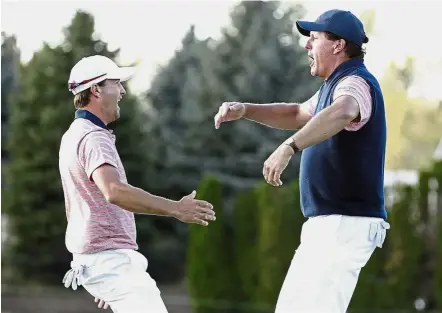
left=59, top=118, right=137, bottom=254
left=302, top=75, right=372, bottom=130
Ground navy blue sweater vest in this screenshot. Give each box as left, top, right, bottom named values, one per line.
left=299, top=58, right=387, bottom=220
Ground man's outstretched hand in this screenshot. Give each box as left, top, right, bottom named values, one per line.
left=214, top=102, right=246, bottom=129
left=175, top=190, right=216, bottom=226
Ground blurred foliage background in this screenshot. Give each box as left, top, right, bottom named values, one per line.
left=2, top=1, right=442, bottom=312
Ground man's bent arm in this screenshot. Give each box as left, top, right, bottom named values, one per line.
left=243, top=102, right=312, bottom=130
left=286, top=95, right=360, bottom=149
left=92, top=164, right=179, bottom=217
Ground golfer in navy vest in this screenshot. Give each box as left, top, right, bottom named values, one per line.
left=214, top=9, right=390, bottom=313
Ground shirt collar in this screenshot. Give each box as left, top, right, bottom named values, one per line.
left=75, top=110, right=110, bottom=131
left=325, top=58, right=365, bottom=83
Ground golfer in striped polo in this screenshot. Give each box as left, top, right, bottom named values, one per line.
left=59, top=55, right=215, bottom=312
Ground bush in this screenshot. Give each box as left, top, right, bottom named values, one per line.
left=187, top=175, right=237, bottom=313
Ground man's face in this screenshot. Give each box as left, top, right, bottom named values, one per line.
left=304, top=31, right=340, bottom=79
left=97, top=79, right=126, bottom=122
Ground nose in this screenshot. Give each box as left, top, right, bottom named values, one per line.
left=305, top=38, right=312, bottom=50
left=119, top=82, right=126, bottom=96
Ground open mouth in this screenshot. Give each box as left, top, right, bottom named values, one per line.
left=308, top=55, right=314, bottom=66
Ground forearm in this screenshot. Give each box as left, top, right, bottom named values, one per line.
left=287, top=101, right=357, bottom=150
left=106, top=182, right=179, bottom=218
left=243, top=102, right=309, bottom=130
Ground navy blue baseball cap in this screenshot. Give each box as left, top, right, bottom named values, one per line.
left=296, top=9, right=369, bottom=47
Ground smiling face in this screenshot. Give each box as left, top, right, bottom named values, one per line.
left=304, top=31, right=347, bottom=79
left=96, top=79, right=126, bottom=123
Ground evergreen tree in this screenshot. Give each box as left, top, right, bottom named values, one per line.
left=2, top=11, right=149, bottom=284
left=1, top=33, right=20, bottom=181
left=414, top=161, right=442, bottom=311
left=433, top=160, right=442, bottom=310
left=143, top=27, right=223, bottom=282
left=212, top=1, right=321, bottom=183
left=232, top=188, right=260, bottom=312
left=187, top=175, right=236, bottom=313
left=216, top=1, right=318, bottom=102
left=253, top=181, right=304, bottom=309
left=386, top=186, right=425, bottom=310
left=145, top=1, right=320, bottom=201
left=416, top=169, right=438, bottom=310
left=1, top=34, right=20, bottom=268
left=146, top=25, right=222, bottom=199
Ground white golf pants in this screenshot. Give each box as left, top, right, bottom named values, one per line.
left=275, top=214, right=390, bottom=313
left=63, top=249, right=168, bottom=313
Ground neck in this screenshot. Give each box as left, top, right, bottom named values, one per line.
left=324, top=56, right=351, bottom=80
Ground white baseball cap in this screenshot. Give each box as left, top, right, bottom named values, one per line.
left=68, top=55, right=135, bottom=95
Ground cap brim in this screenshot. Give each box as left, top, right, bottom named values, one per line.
left=108, top=66, right=136, bottom=82
left=296, top=21, right=327, bottom=37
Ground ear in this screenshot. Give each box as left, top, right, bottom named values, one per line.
left=333, top=39, right=346, bottom=54
left=90, top=84, right=101, bottom=98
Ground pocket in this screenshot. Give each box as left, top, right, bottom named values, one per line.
left=301, top=215, right=343, bottom=245
left=82, top=251, right=131, bottom=287
left=336, top=217, right=382, bottom=269
left=336, top=216, right=373, bottom=246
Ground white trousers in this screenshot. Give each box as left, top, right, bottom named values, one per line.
left=275, top=215, right=390, bottom=313
left=63, top=249, right=168, bottom=313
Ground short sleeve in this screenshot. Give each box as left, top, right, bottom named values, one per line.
left=301, top=90, right=319, bottom=117
left=333, top=75, right=372, bottom=131
left=79, top=131, right=119, bottom=179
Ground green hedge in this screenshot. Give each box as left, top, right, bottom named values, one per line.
left=187, top=177, right=305, bottom=313
left=187, top=175, right=237, bottom=313
left=432, top=161, right=442, bottom=309
left=253, top=181, right=304, bottom=308
left=233, top=187, right=260, bottom=312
